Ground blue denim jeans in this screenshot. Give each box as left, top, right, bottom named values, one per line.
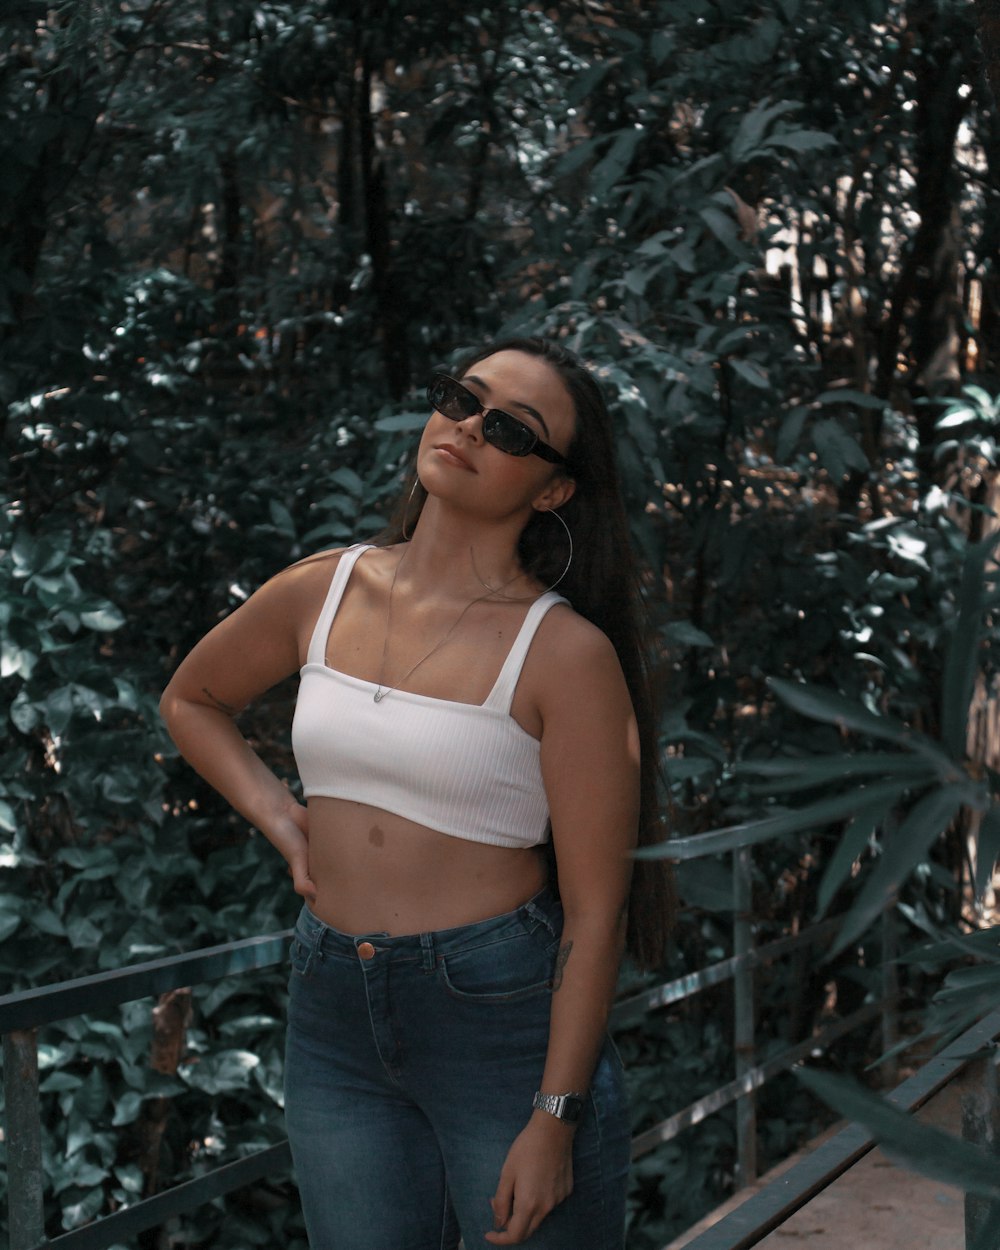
left=284, top=886, right=630, bottom=1249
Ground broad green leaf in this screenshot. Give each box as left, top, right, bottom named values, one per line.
left=73, top=1066, right=109, bottom=1120
left=936, top=406, right=979, bottom=430
left=80, top=605, right=125, bottom=631
left=112, top=1090, right=143, bottom=1126
left=900, top=927, right=1000, bottom=966
left=664, top=620, right=714, bottom=648
left=699, top=205, right=742, bottom=253
left=590, top=127, right=644, bottom=195
left=764, top=129, right=838, bottom=152
left=1, top=641, right=37, bottom=678
left=730, top=99, right=801, bottom=162
left=62, top=1186, right=105, bottom=1231
left=737, top=752, right=939, bottom=794
left=676, top=857, right=737, bottom=912
left=816, top=791, right=896, bottom=916
left=636, top=779, right=909, bottom=860
left=114, top=1162, right=145, bottom=1193
left=775, top=404, right=809, bottom=462
left=267, top=499, right=295, bottom=537
left=373, top=411, right=426, bottom=432
left=830, top=786, right=965, bottom=955
left=180, top=1048, right=260, bottom=1094
left=812, top=418, right=869, bottom=479
left=975, top=805, right=1000, bottom=899
left=767, top=678, right=951, bottom=766
left=797, top=1068, right=1000, bottom=1197
left=938, top=964, right=1000, bottom=994
left=728, top=358, right=770, bottom=390
left=567, top=61, right=613, bottom=107
left=817, top=389, right=887, bottom=410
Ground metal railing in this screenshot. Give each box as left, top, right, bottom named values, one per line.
left=617, top=837, right=895, bottom=1181
left=1, top=840, right=893, bottom=1250
left=676, top=1006, right=1000, bottom=1250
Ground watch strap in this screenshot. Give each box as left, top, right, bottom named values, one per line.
left=533, top=1090, right=585, bottom=1123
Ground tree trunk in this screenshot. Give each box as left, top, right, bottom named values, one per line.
left=975, top=0, right=1000, bottom=106
left=358, top=47, right=409, bottom=399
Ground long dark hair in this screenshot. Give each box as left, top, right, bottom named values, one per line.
left=379, top=336, right=675, bottom=969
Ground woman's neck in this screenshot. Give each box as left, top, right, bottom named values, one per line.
left=398, top=497, right=533, bottom=602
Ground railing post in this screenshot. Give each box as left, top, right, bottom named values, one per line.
left=880, top=903, right=899, bottom=1088
left=960, top=1043, right=1000, bottom=1249
left=3, top=1028, right=45, bottom=1250
left=733, top=846, right=757, bottom=1186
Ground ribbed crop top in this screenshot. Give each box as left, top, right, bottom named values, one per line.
left=290, top=545, right=568, bottom=849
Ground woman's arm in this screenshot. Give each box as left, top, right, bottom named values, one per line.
left=487, top=615, right=638, bottom=1246
left=159, top=556, right=334, bottom=901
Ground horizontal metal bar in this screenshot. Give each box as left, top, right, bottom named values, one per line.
left=611, top=917, right=841, bottom=1029
left=4, top=911, right=842, bottom=1038
left=34, top=1142, right=292, bottom=1250
left=674, top=1004, right=1000, bottom=1250
left=632, top=1001, right=882, bottom=1158
left=0, top=932, right=292, bottom=1034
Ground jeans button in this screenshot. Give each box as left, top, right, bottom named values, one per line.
left=357, top=941, right=376, bottom=960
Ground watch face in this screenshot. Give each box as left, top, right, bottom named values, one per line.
left=562, top=1096, right=583, bottom=1123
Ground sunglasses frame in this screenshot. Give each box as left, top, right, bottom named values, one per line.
left=427, top=373, right=567, bottom=465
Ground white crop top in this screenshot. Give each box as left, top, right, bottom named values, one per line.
left=291, top=545, right=568, bottom=849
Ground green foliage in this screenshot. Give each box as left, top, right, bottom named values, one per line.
left=3, top=0, right=999, bottom=1244
left=798, top=1061, right=1000, bottom=1250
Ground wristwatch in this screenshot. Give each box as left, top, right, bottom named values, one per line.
left=533, top=1090, right=586, bottom=1124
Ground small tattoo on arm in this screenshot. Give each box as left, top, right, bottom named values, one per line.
left=202, top=687, right=240, bottom=716
left=552, top=940, right=573, bottom=991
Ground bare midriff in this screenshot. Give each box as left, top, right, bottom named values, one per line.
left=305, top=796, right=549, bottom=935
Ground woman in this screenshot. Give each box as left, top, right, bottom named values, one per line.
left=160, top=336, right=671, bottom=1248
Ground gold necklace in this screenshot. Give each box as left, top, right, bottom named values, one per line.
left=373, top=546, right=522, bottom=704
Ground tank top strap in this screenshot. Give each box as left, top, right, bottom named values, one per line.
left=305, top=544, right=375, bottom=666
left=484, top=592, right=569, bottom=713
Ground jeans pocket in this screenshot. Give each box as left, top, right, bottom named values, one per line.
left=289, top=934, right=315, bottom=980
left=439, top=935, right=553, bottom=1003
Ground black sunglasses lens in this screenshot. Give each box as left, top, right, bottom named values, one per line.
left=430, top=376, right=477, bottom=420
left=482, top=410, right=533, bottom=456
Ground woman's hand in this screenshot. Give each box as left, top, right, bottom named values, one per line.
left=486, top=1115, right=575, bottom=1245
left=268, top=803, right=316, bottom=904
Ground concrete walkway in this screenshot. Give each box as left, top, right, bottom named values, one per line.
left=666, top=1083, right=965, bottom=1250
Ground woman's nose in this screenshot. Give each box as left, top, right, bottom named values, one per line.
left=453, top=409, right=484, bottom=441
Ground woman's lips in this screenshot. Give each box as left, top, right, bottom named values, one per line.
left=435, top=445, right=476, bottom=471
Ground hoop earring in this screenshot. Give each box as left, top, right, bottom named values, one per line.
left=401, top=478, right=420, bottom=541
left=538, top=506, right=573, bottom=593
left=469, top=506, right=574, bottom=600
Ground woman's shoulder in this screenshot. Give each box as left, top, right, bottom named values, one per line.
left=242, top=545, right=355, bottom=625
left=535, top=598, right=621, bottom=675
left=272, top=541, right=380, bottom=595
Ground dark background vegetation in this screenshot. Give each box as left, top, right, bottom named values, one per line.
left=2, top=0, right=1000, bottom=1246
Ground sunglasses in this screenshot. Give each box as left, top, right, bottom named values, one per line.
left=427, top=373, right=567, bottom=465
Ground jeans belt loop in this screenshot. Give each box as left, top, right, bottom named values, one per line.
left=310, top=917, right=326, bottom=966
left=522, top=894, right=556, bottom=939
left=420, top=931, right=435, bottom=972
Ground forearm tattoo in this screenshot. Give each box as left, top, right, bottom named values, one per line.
left=552, top=940, right=573, bottom=991
left=202, top=686, right=240, bottom=717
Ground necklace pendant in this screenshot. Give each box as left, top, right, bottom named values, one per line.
left=373, top=689, right=385, bottom=704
